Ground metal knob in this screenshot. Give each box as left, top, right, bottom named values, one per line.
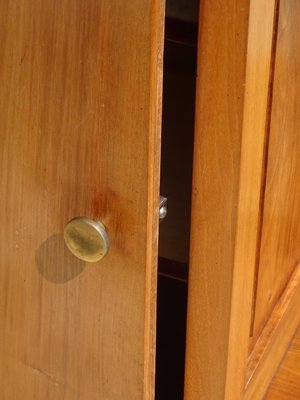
left=64, top=217, right=109, bottom=262
left=159, top=196, right=167, bottom=221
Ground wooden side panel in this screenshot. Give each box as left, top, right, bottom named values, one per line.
left=184, top=0, right=278, bottom=399
left=253, top=0, right=300, bottom=344
left=0, top=1, right=164, bottom=399
left=183, top=1, right=251, bottom=399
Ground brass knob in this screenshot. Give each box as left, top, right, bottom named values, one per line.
left=64, top=217, right=109, bottom=262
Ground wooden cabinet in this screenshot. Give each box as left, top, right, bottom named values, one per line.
left=1, top=0, right=299, bottom=399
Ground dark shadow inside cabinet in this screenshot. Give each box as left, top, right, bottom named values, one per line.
left=155, top=2, right=199, bottom=398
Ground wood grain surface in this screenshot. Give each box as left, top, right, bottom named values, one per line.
left=184, top=0, right=278, bottom=399
left=252, top=0, right=300, bottom=346
left=245, top=262, right=300, bottom=399
left=184, top=0, right=251, bottom=399
left=266, top=325, right=300, bottom=399
left=224, top=1, right=278, bottom=397
left=0, top=1, right=165, bottom=399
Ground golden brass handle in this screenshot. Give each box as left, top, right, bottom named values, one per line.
left=64, top=217, right=109, bottom=262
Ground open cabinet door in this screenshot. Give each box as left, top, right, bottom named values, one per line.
left=185, top=0, right=300, bottom=399
left=0, top=1, right=164, bottom=399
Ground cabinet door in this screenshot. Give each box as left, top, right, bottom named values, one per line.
left=185, top=0, right=300, bottom=399
left=0, top=1, right=164, bottom=399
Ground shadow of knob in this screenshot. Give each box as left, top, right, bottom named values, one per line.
left=35, top=234, right=85, bottom=283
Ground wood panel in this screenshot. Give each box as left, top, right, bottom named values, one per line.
left=184, top=0, right=277, bottom=399
left=0, top=1, right=165, bottom=399
left=252, top=0, right=300, bottom=345
left=184, top=0, right=250, bottom=398
left=265, top=325, right=300, bottom=399
left=245, top=262, right=300, bottom=399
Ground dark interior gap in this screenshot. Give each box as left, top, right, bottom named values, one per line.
left=155, top=2, right=199, bottom=398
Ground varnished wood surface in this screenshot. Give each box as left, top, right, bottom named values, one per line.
left=0, top=1, right=165, bottom=399
left=245, top=261, right=300, bottom=399
left=184, top=0, right=251, bottom=398
left=252, top=0, right=300, bottom=346
left=266, top=325, right=300, bottom=399
left=225, top=1, right=278, bottom=397
left=184, top=0, right=278, bottom=399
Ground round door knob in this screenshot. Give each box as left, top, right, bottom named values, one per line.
left=64, top=217, right=109, bottom=262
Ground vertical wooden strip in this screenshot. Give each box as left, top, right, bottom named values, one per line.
left=185, top=0, right=277, bottom=399
left=225, top=0, right=277, bottom=398
left=184, top=1, right=250, bottom=399
left=144, top=1, right=165, bottom=399
left=249, top=0, right=281, bottom=340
